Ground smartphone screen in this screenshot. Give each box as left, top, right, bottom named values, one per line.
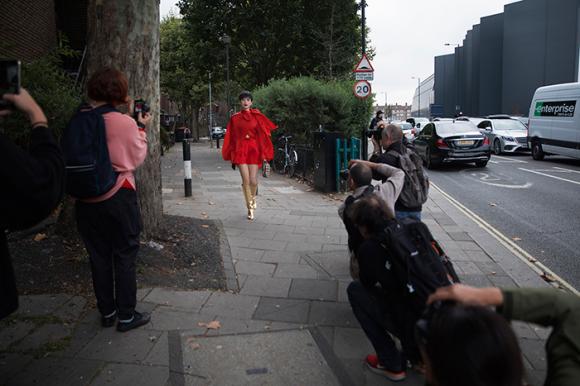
left=0, top=60, right=21, bottom=96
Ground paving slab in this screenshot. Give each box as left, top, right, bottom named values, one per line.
left=78, top=328, right=162, bottom=363
left=181, top=330, right=338, bottom=386
left=0, top=353, right=33, bottom=383
left=253, top=297, right=311, bottom=324
left=240, top=275, right=292, bottom=298
left=274, top=263, right=319, bottom=279
left=200, top=292, right=260, bottom=319
left=309, top=301, right=358, bottom=328
left=288, top=278, right=338, bottom=301
left=143, top=288, right=212, bottom=311
left=91, top=363, right=169, bottom=386
left=145, top=306, right=209, bottom=332
left=234, top=260, right=276, bottom=276
left=7, top=357, right=102, bottom=386
left=15, top=323, right=72, bottom=351
left=15, top=294, right=72, bottom=317
left=53, top=296, right=87, bottom=321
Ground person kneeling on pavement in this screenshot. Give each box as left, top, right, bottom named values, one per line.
left=346, top=194, right=420, bottom=382
left=338, top=160, right=404, bottom=279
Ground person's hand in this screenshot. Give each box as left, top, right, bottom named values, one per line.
left=348, top=159, right=374, bottom=169
left=138, top=111, right=152, bottom=126
left=427, top=284, right=504, bottom=307
left=0, top=88, right=47, bottom=125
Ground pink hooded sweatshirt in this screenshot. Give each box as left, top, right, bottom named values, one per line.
left=81, top=112, right=148, bottom=203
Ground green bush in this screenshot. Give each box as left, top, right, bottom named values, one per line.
left=252, top=77, right=373, bottom=144
left=1, top=53, right=81, bottom=145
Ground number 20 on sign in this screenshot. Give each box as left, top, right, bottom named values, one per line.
left=353, top=80, right=371, bottom=99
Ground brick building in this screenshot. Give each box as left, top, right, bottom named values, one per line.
left=388, top=103, right=411, bottom=121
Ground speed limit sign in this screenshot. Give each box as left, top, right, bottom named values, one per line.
left=353, top=80, right=371, bottom=99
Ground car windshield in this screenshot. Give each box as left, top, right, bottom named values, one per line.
left=397, top=123, right=412, bottom=130
left=493, top=120, right=526, bottom=131
left=436, top=123, right=477, bottom=136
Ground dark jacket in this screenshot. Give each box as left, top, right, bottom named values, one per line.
left=0, top=126, right=64, bottom=319
left=370, top=141, right=422, bottom=212
left=500, top=288, right=580, bottom=386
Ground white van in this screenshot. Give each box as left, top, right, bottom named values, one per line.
left=528, top=83, right=580, bottom=160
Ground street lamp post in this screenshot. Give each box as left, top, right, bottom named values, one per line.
left=208, top=72, right=213, bottom=148
left=220, top=34, right=232, bottom=119
left=412, top=76, right=421, bottom=117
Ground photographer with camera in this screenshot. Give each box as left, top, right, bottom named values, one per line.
left=66, top=67, right=152, bottom=332
left=368, top=110, right=384, bottom=134
left=370, top=123, right=429, bottom=221
left=338, top=160, right=404, bottom=279
left=1, top=86, right=65, bottom=320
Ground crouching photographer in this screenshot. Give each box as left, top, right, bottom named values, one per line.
left=345, top=194, right=418, bottom=381
left=338, top=160, right=404, bottom=279
left=63, top=67, right=152, bottom=332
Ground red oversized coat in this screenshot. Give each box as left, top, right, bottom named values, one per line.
left=222, top=109, right=277, bottom=165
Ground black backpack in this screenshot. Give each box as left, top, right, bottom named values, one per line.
left=342, top=185, right=375, bottom=253
left=379, top=217, right=460, bottom=316
left=388, top=147, right=429, bottom=208
left=61, top=104, right=119, bottom=198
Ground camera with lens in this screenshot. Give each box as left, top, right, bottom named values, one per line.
left=339, top=169, right=350, bottom=181
left=367, top=121, right=385, bottom=142
left=133, top=99, right=150, bottom=122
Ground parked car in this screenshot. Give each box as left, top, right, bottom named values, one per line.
left=456, top=116, right=484, bottom=127
left=528, top=82, right=580, bottom=160
left=406, top=117, right=430, bottom=131
left=476, top=116, right=529, bottom=154
left=392, top=121, right=415, bottom=141
left=512, top=116, right=529, bottom=128
left=413, top=121, right=491, bottom=169
left=211, top=126, right=226, bottom=139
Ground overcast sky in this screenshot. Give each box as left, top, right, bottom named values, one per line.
left=159, top=0, right=521, bottom=105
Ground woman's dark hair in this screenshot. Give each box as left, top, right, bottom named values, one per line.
left=87, top=68, right=129, bottom=106
left=422, top=303, right=523, bottom=386
left=376, top=110, right=383, bottom=117
left=238, top=90, right=253, bottom=101
left=348, top=195, right=391, bottom=236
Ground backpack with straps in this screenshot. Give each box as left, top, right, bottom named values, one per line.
left=388, top=147, right=429, bottom=208
left=379, top=217, right=460, bottom=317
left=61, top=104, right=119, bottom=199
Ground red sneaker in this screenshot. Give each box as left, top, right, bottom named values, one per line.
left=365, top=354, right=407, bottom=382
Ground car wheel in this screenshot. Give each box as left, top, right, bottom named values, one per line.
left=475, top=160, right=488, bottom=168
left=493, top=139, right=502, bottom=155
left=531, top=141, right=545, bottom=161
left=426, top=148, right=439, bottom=169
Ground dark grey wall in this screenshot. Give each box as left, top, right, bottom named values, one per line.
left=479, top=13, right=503, bottom=116
left=434, top=54, right=456, bottom=117
left=433, top=0, right=580, bottom=117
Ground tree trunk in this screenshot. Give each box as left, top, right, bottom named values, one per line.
left=86, top=0, right=162, bottom=238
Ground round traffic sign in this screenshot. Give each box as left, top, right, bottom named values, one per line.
left=353, top=80, right=371, bottom=99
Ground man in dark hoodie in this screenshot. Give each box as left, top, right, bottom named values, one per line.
left=0, top=88, right=65, bottom=320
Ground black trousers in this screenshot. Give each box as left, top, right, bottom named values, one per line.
left=76, top=188, right=142, bottom=320
left=347, top=281, right=409, bottom=371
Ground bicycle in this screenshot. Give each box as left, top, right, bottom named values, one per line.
left=273, top=135, right=298, bottom=177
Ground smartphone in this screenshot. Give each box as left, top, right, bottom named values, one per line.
left=0, top=60, right=21, bottom=109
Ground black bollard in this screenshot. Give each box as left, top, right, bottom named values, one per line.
left=216, top=137, right=221, bottom=149
left=183, top=139, right=192, bottom=197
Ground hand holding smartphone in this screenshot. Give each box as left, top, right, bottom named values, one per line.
left=0, top=60, right=21, bottom=111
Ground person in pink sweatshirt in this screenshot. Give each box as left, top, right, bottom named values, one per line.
left=75, top=68, right=151, bottom=332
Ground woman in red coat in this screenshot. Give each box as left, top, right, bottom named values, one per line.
left=222, top=91, right=277, bottom=219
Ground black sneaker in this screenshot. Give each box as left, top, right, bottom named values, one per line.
left=101, top=312, right=117, bottom=328
left=116, top=311, right=151, bottom=332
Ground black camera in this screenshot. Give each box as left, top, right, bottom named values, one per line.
left=133, top=99, right=150, bottom=121
left=0, top=59, right=21, bottom=110
left=339, top=169, right=350, bottom=181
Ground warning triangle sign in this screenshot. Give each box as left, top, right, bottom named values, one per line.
left=354, top=54, right=374, bottom=73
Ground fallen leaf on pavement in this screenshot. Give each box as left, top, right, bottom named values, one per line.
left=528, top=257, right=537, bottom=263
left=33, top=233, right=47, bottom=242
left=186, top=337, right=200, bottom=350
left=208, top=201, right=215, bottom=205
left=489, top=202, right=497, bottom=207
left=201, top=224, right=210, bottom=228
left=198, top=320, right=221, bottom=330
left=512, top=237, right=522, bottom=241
left=541, top=272, right=557, bottom=283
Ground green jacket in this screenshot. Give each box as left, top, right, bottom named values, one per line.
left=500, top=288, right=580, bottom=386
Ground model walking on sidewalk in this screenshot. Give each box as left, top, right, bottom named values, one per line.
left=222, top=91, right=277, bottom=220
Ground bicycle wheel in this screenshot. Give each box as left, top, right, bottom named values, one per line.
left=288, top=150, right=297, bottom=177
left=273, top=149, right=286, bottom=174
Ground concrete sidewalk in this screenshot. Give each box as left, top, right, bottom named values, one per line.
left=0, top=141, right=552, bottom=385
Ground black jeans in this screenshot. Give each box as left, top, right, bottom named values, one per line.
left=347, top=280, right=406, bottom=372
left=76, top=188, right=142, bottom=320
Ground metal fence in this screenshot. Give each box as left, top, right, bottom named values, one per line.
left=293, top=144, right=315, bottom=182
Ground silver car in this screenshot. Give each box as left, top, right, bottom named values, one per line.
left=392, top=121, right=415, bottom=141
left=477, top=118, right=529, bottom=154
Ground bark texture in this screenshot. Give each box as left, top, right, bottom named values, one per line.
left=87, top=0, right=162, bottom=237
